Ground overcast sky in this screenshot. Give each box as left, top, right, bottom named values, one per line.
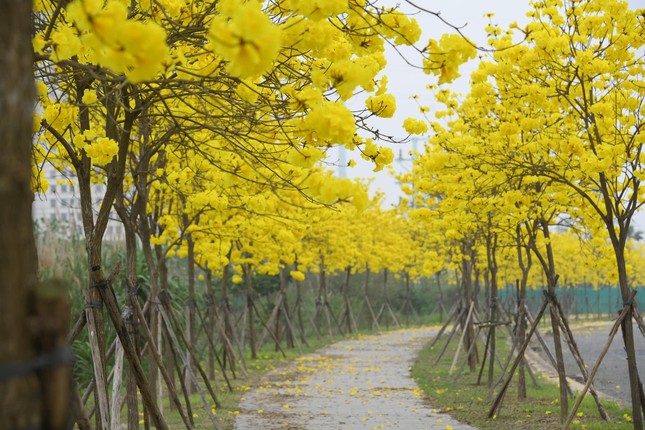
left=330, top=0, right=645, bottom=230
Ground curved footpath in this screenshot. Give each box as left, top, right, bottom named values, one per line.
left=234, top=327, right=478, bottom=430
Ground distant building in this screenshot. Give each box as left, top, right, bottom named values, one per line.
left=32, top=164, right=125, bottom=241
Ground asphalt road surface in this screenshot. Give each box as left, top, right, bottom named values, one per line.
left=540, top=321, right=645, bottom=404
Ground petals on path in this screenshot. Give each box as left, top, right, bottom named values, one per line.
left=235, top=327, right=478, bottom=429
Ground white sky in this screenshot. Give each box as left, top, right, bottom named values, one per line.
left=330, top=0, right=532, bottom=202
left=330, top=0, right=645, bottom=230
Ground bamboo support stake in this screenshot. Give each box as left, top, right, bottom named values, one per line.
left=434, top=306, right=465, bottom=365
left=429, top=303, right=459, bottom=349
left=489, top=298, right=549, bottom=418
left=525, top=305, right=574, bottom=397
left=66, top=313, right=87, bottom=344
left=162, top=320, right=195, bottom=426
left=83, top=289, right=110, bottom=430
left=70, top=378, right=92, bottom=430
left=450, top=302, right=475, bottom=375
left=563, top=302, right=631, bottom=430
left=194, top=304, right=234, bottom=391
left=158, top=301, right=220, bottom=430
left=131, top=295, right=192, bottom=429
left=96, top=283, right=169, bottom=430
left=554, top=298, right=608, bottom=421
left=110, top=340, right=125, bottom=430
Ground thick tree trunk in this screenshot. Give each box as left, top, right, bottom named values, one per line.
left=0, top=1, right=47, bottom=427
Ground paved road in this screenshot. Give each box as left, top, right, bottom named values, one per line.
left=539, top=321, right=645, bottom=404
left=234, top=327, right=478, bottom=430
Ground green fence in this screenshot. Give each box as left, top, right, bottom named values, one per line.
left=498, top=285, right=645, bottom=317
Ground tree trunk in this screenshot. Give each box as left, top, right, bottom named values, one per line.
left=125, top=229, right=140, bottom=429
left=0, top=2, right=43, bottom=427
left=461, top=240, right=477, bottom=372
left=363, top=265, right=380, bottom=331
left=293, top=277, right=309, bottom=346
left=517, top=280, right=527, bottom=399
left=244, top=264, right=257, bottom=359
left=114, top=179, right=141, bottom=429
left=614, top=241, right=643, bottom=429
left=2, top=2, right=76, bottom=426
left=436, top=272, right=445, bottom=322
left=515, top=224, right=532, bottom=401
left=539, top=219, right=568, bottom=423
left=206, top=270, right=216, bottom=380
left=184, top=226, right=197, bottom=394
left=341, top=267, right=356, bottom=333
left=135, top=140, right=161, bottom=413
left=220, top=262, right=239, bottom=374
left=486, top=231, right=498, bottom=388
left=156, top=243, right=172, bottom=408
left=140, top=227, right=162, bottom=412
left=279, top=267, right=295, bottom=349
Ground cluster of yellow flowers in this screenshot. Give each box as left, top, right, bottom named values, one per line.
left=360, top=138, right=394, bottom=172
left=423, top=34, right=477, bottom=84
left=207, top=1, right=281, bottom=78
left=82, top=137, right=119, bottom=166
left=403, top=118, right=428, bottom=135
left=285, top=0, right=347, bottom=21
left=298, top=102, right=357, bottom=147
left=66, top=0, right=169, bottom=83
left=379, top=9, right=422, bottom=46
left=366, top=93, right=397, bottom=118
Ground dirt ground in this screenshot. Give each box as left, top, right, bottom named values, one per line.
left=234, top=327, right=478, bottom=430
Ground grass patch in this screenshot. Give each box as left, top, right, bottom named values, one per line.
left=411, top=333, right=634, bottom=430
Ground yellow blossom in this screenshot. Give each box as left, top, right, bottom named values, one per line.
left=366, top=93, right=396, bottom=118
left=208, top=2, right=282, bottom=78
left=403, top=118, right=428, bottom=135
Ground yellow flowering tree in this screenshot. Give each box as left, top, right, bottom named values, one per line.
left=477, top=1, right=645, bottom=425
left=32, top=0, right=437, bottom=424
left=403, top=0, right=645, bottom=425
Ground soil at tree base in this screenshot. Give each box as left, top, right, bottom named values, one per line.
left=234, top=327, right=478, bottom=430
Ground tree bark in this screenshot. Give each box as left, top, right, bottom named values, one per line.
left=461, top=240, right=477, bottom=372
left=184, top=224, right=197, bottom=394
left=486, top=230, right=498, bottom=388
left=0, top=1, right=45, bottom=427
left=539, top=219, right=568, bottom=423
left=615, top=242, right=643, bottom=429
left=244, top=264, right=257, bottom=359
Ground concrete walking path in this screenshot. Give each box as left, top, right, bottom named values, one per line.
left=234, top=327, right=478, bottom=430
